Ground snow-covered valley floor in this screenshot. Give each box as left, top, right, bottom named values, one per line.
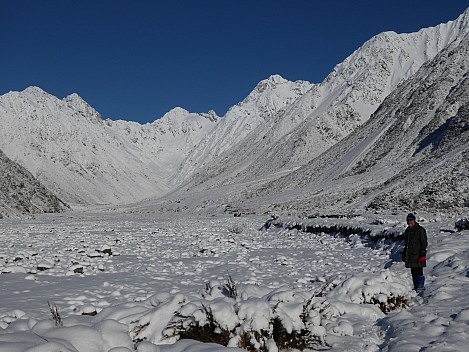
left=0, top=210, right=468, bottom=351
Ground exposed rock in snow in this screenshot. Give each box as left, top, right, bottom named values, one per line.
left=63, top=92, right=103, bottom=124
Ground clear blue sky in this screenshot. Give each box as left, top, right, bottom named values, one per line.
left=1, top=1, right=468, bottom=123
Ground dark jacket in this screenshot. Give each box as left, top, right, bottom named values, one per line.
left=402, top=223, right=428, bottom=268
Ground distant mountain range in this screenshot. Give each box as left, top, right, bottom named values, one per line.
left=1, top=7, right=468, bottom=218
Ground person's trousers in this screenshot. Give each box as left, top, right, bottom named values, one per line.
left=411, top=267, right=425, bottom=294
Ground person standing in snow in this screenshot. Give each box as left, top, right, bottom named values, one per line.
left=401, top=213, right=428, bottom=295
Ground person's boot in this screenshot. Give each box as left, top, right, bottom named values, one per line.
left=416, top=276, right=425, bottom=296
left=412, top=276, right=419, bottom=291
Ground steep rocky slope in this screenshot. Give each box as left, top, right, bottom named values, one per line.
left=173, top=75, right=314, bottom=184
left=0, top=149, right=68, bottom=218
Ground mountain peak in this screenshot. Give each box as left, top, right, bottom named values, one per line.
left=63, top=92, right=88, bottom=107
left=63, top=92, right=102, bottom=122
left=23, top=86, right=45, bottom=93
left=161, top=107, right=190, bottom=120
left=22, top=86, right=50, bottom=97
left=266, top=74, right=288, bottom=84
left=253, top=74, right=290, bottom=94
left=240, top=74, right=312, bottom=106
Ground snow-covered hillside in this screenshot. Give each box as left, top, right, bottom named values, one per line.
left=0, top=88, right=217, bottom=206
left=233, top=31, right=469, bottom=216
left=173, top=75, right=314, bottom=184
left=180, top=8, right=469, bottom=192
left=0, top=149, right=68, bottom=218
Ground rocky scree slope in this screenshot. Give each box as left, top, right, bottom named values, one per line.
left=0, top=149, right=68, bottom=218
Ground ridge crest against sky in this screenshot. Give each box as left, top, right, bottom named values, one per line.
left=1, top=1, right=468, bottom=124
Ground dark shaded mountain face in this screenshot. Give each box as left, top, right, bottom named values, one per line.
left=0, top=149, right=68, bottom=218
left=416, top=82, right=469, bottom=155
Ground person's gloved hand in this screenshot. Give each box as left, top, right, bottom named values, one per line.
left=418, top=256, right=426, bottom=263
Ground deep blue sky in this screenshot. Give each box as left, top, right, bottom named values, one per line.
left=1, top=1, right=468, bottom=123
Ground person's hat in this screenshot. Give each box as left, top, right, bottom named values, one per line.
left=406, top=213, right=416, bottom=221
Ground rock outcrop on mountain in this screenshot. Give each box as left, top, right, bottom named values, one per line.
left=0, top=149, right=68, bottom=218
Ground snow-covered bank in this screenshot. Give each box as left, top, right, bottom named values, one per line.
left=0, top=211, right=468, bottom=351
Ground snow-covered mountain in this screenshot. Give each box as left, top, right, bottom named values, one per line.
left=1, top=7, right=469, bottom=217
left=180, top=8, right=469, bottom=191
left=0, top=74, right=312, bottom=208
left=0, top=88, right=217, bottom=206
left=227, top=31, right=469, bottom=216
left=173, top=74, right=314, bottom=184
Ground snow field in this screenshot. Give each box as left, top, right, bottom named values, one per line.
left=0, top=211, right=468, bottom=351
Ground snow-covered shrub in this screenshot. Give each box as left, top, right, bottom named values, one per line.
left=225, top=275, right=238, bottom=299
left=164, top=295, right=330, bottom=351
left=154, top=282, right=338, bottom=351
left=167, top=303, right=233, bottom=347
left=229, top=226, right=244, bottom=234
left=129, top=271, right=411, bottom=351
left=326, top=270, right=410, bottom=314
left=369, top=295, right=408, bottom=314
